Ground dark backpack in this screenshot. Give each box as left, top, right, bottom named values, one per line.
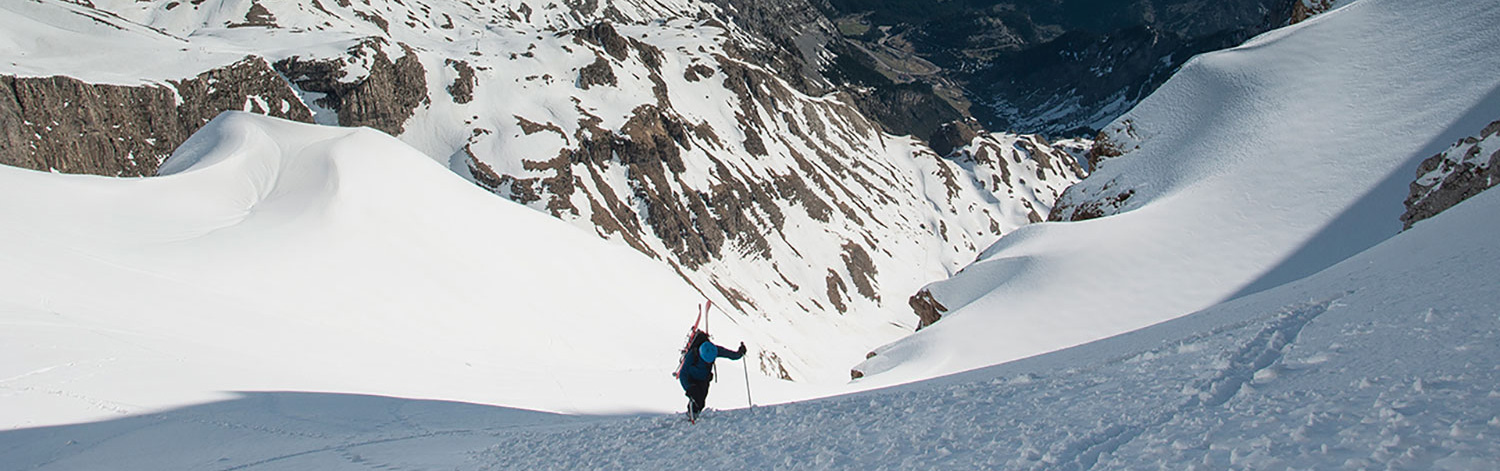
left=674, top=330, right=711, bottom=379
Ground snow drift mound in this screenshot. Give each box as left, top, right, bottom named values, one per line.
left=856, top=0, right=1500, bottom=382
left=0, top=112, right=712, bottom=428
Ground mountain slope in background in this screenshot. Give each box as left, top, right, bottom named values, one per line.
left=857, top=0, right=1500, bottom=380
left=0, top=0, right=1087, bottom=383
left=820, top=0, right=1300, bottom=136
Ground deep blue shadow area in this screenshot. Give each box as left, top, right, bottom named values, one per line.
left=0, top=391, right=586, bottom=470
left=1226, top=83, right=1500, bottom=301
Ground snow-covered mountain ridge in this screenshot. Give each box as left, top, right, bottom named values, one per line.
left=0, top=0, right=1089, bottom=383
left=857, top=0, right=1500, bottom=381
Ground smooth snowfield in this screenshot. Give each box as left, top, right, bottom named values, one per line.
left=0, top=111, right=747, bottom=427
left=855, top=0, right=1500, bottom=381
left=5, top=159, right=1498, bottom=470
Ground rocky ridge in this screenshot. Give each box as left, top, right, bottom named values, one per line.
left=1, top=57, right=311, bottom=176
left=1402, top=119, right=1500, bottom=230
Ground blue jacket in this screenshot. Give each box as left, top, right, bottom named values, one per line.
left=678, top=340, right=743, bottom=389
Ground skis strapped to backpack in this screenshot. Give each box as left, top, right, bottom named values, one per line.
left=673, top=301, right=710, bottom=380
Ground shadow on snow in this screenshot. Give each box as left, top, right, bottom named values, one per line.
left=0, top=391, right=591, bottom=470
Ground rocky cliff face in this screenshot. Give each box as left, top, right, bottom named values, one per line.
left=1402, top=119, right=1500, bottom=230
left=1, top=57, right=310, bottom=176
left=274, top=39, right=429, bottom=136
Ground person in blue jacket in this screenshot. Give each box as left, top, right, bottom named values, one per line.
left=678, top=330, right=745, bottom=419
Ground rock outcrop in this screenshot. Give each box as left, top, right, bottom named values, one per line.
left=1048, top=119, right=1143, bottom=222
left=1401, top=119, right=1500, bottom=229
left=1291, top=0, right=1339, bottom=24
left=0, top=57, right=310, bottom=176
left=908, top=288, right=947, bottom=330
left=446, top=59, right=476, bottom=104
left=274, top=39, right=428, bottom=136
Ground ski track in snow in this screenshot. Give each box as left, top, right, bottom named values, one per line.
left=468, top=300, right=1335, bottom=470
left=461, top=289, right=1495, bottom=471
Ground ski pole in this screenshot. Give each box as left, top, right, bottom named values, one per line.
left=743, top=351, right=754, bottom=408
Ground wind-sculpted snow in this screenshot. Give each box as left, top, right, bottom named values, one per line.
left=1, top=0, right=1089, bottom=383
left=7, top=182, right=1497, bottom=470
left=0, top=112, right=708, bottom=424
left=857, top=0, right=1500, bottom=381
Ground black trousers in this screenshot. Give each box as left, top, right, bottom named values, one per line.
left=685, top=380, right=710, bottom=414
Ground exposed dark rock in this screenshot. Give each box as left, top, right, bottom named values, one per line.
left=171, top=56, right=313, bottom=131
left=1, top=56, right=310, bottom=176
left=230, top=2, right=278, bottom=28
left=683, top=64, right=716, bottom=82
left=929, top=119, right=983, bottom=157
left=577, top=56, right=618, bottom=90
left=465, top=147, right=507, bottom=193
left=1401, top=119, right=1500, bottom=229
left=0, top=76, right=179, bottom=176
left=353, top=10, right=389, bottom=33
left=909, top=288, right=947, bottom=330
left=515, top=116, right=568, bottom=142
left=841, top=242, right=879, bottom=302
left=741, top=126, right=768, bottom=156
left=275, top=40, right=428, bottom=136
left=773, top=173, right=833, bottom=222
left=1291, top=0, right=1337, bottom=24
left=756, top=350, right=795, bottom=381
left=1085, top=119, right=1138, bottom=171
left=574, top=22, right=631, bottom=61
left=446, top=59, right=476, bottom=104
left=629, top=38, right=666, bottom=75
left=1052, top=188, right=1134, bottom=222
left=826, top=269, right=849, bottom=313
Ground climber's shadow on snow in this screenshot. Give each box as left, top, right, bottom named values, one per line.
left=0, top=391, right=584, bottom=470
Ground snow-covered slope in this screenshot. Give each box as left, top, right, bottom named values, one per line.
left=856, top=0, right=1500, bottom=381
left=0, top=112, right=715, bottom=427
left=0, top=0, right=1087, bottom=384
left=6, top=118, right=1498, bottom=471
